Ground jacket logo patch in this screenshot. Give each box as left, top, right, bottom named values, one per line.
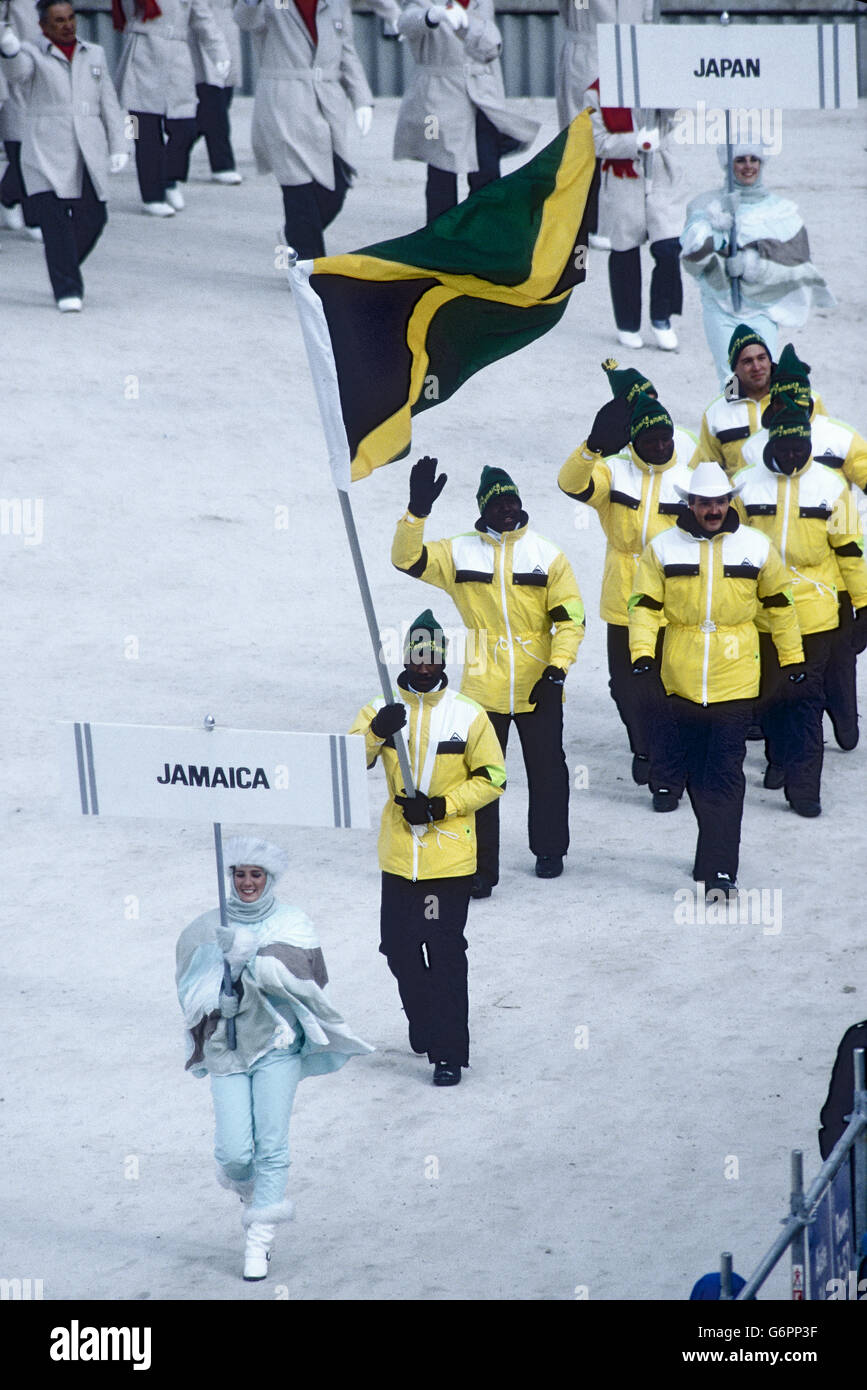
left=532, top=565, right=544, bottom=574
left=449, top=732, right=463, bottom=741
left=91, top=66, right=102, bottom=78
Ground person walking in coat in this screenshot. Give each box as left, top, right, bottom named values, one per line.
left=0, top=0, right=44, bottom=242
left=349, top=611, right=506, bottom=1085
left=234, top=0, right=374, bottom=260
left=680, top=143, right=835, bottom=385
left=585, top=77, right=685, bottom=351
left=0, top=2, right=127, bottom=311
left=113, top=0, right=230, bottom=216
left=188, top=0, right=242, bottom=183
left=392, top=462, right=585, bottom=895
left=628, top=460, right=804, bottom=897
left=176, top=836, right=373, bottom=1280
left=733, top=397, right=867, bottom=816
left=692, top=327, right=828, bottom=479
left=558, top=380, right=695, bottom=807
left=393, top=0, right=539, bottom=224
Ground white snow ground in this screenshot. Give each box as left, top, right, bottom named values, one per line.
left=2, top=94, right=866, bottom=1305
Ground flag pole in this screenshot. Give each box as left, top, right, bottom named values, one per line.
left=720, top=13, right=741, bottom=313
left=204, top=715, right=238, bottom=1050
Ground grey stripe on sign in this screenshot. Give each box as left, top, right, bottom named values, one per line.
left=84, top=722, right=99, bottom=815
left=339, top=735, right=352, bottom=830
left=630, top=25, right=641, bottom=109
left=833, top=25, right=839, bottom=109
left=614, top=22, right=624, bottom=107
left=73, top=722, right=90, bottom=814
left=817, top=25, right=825, bottom=108
left=329, top=734, right=342, bottom=828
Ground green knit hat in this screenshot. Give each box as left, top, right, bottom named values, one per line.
left=728, top=323, right=769, bottom=370
left=629, top=391, right=673, bottom=442
left=768, top=393, right=812, bottom=443
left=404, top=609, right=448, bottom=663
left=768, top=343, right=812, bottom=409
left=601, top=357, right=656, bottom=406
left=477, top=466, right=521, bottom=514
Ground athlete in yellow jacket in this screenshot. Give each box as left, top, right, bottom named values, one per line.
left=349, top=611, right=505, bottom=1086
left=392, top=458, right=584, bottom=893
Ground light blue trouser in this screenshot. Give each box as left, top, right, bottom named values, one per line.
left=701, top=293, right=778, bottom=387
left=210, top=1048, right=303, bottom=1211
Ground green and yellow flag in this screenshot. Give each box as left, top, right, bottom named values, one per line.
left=290, top=113, right=597, bottom=488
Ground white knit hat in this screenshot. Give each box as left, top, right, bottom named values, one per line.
left=223, top=836, right=289, bottom=881
left=674, top=460, right=743, bottom=501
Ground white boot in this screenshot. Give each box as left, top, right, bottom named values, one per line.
left=243, top=1221, right=276, bottom=1281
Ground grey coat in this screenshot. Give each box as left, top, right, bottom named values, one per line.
left=556, top=0, right=653, bottom=129
left=189, top=0, right=242, bottom=88
left=586, top=80, right=684, bottom=251
left=0, top=0, right=44, bottom=143
left=0, top=38, right=127, bottom=200
left=234, top=0, right=373, bottom=190
left=393, top=0, right=539, bottom=175
left=114, top=0, right=230, bottom=120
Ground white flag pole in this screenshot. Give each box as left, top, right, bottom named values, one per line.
left=287, top=252, right=416, bottom=794
left=719, top=12, right=742, bottom=313
left=205, top=715, right=237, bottom=1050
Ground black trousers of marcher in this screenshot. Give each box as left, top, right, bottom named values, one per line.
left=130, top=110, right=197, bottom=203
left=379, top=872, right=471, bottom=1067
left=670, top=696, right=752, bottom=883
left=425, top=108, right=501, bottom=223
left=28, top=168, right=107, bottom=301
left=607, top=624, right=685, bottom=793
left=1, top=141, right=39, bottom=226
left=758, top=628, right=834, bottom=804
left=281, top=154, right=350, bottom=260
left=824, top=593, right=858, bottom=747
left=193, top=83, right=236, bottom=174
left=474, top=698, right=569, bottom=886
left=608, top=237, right=683, bottom=332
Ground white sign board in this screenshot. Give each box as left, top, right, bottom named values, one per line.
left=598, top=23, right=857, bottom=110
left=58, top=722, right=369, bottom=829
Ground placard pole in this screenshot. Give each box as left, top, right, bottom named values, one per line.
left=213, top=816, right=237, bottom=1051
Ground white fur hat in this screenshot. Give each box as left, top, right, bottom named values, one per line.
left=223, top=836, right=289, bottom=881
left=716, top=141, right=768, bottom=171
left=674, top=460, right=743, bottom=501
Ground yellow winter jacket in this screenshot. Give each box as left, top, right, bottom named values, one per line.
left=628, top=510, right=804, bottom=706
left=391, top=513, right=584, bottom=715
left=558, top=438, right=696, bottom=625
left=733, top=455, right=867, bottom=636
left=692, top=386, right=827, bottom=478
left=349, top=678, right=506, bottom=882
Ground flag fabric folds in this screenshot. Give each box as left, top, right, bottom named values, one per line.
left=289, top=113, right=598, bottom=490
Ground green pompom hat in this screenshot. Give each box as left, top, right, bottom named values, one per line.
left=476, top=466, right=521, bottom=514
left=727, top=323, right=770, bottom=370
left=768, top=393, right=812, bottom=442
left=629, top=390, right=673, bottom=442
left=403, top=609, right=448, bottom=662
left=601, top=357, right=656, bottom=406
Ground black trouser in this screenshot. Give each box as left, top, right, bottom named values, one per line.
left=824, top=593, right=858, bottom=746
left=425, top=108, right=501, bottom=223
left=607, top=624, right=685, bottom=794
left=759, top=628, right=834, bottom=804
left=474, top=699, right=569, bottom=886
left=1, top=141, right=39, bottom=226
left=281, top=154, right=350, bottom=260
left=130, top=110, right=197, bottom=202
left=193, top=83, right=236, bottom=174
left=608, top=237, right=683, bottom=332
left=28, top=168, right=107, bottom=301
left=671, top=696, right=752, bottom=883
left=380, top=872, right=471, bottom=1067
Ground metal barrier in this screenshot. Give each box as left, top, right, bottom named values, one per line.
left=715, top=1048, right=866, bottom=1300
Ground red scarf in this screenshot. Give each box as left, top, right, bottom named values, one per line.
left=112, top=0, right=163, bottom=32
left=589, top=79, right=639, bottom=180
left=55, top=39, right=77, bottom=59
left=294, top=0, right=318, bottom=42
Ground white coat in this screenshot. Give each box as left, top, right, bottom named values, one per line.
left=234, top=0, right=373, bottom=190
left=189, top=0, right=242, bottom=88
left=585, top=80, right=684, bottom=251
left=556, top=0, right=653, bottom=130
left=0, top=0, right=43, bottom=143
left=393, top=0, right=539, bottom=175
left=114, top=0, right=230, bottom=120
left=0, top=38, right=127, bottom=200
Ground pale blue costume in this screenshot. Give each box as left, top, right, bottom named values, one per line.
left=176, top=837, right=373, bottom=1227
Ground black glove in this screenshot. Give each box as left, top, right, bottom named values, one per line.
left=851, top=608, right=867, bottom=656
left=586, top=397, right=631, bottom=457
left=394, top=792, right=446, bottom=825
left=370, top=703, right=407, bottom=738
left=529, top=665, right=566, bottom=705
left=632, top=657, right=655, bottom=676
left=408, top=455, right=447, bottom=518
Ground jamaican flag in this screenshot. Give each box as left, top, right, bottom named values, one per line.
left=290, top=113, right=597, bottom=489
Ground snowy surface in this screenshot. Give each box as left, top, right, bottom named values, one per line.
left=3, top=95, right=866, bottom=1304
